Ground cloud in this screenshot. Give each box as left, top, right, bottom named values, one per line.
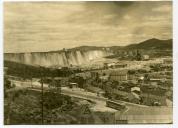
left=4, top=1, right=172, bottom=53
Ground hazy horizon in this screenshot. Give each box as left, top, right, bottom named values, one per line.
left=4, top=1, right=172, bottom=53
left=4, top=38, right=172, bottom=53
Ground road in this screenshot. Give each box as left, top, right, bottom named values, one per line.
left=9, top=79, right=149, bottom=108
left=8, top=79, right=116, bottom=112
left=61, top=87, right=148, bottom=108
left=26, top=87, right=116, bottom=112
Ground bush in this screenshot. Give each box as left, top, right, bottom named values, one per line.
left=43, top=91, right=73, bottom=110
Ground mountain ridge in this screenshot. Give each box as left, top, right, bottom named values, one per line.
left=4, top=38, right=172, bottom=54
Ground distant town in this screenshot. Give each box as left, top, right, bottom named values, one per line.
left=4, top=38, right=173, bottom=124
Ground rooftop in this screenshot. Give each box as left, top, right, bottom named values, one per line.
left=110, top=70, right=128, bottom=76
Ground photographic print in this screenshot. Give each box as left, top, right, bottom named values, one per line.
left=3, top=1, right=173, bottom=124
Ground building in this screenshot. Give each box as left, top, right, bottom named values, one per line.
left=150, top=78, right=163, bottom=83
left=99, top=75, right=110, bottom=82
left=104, top=62, right=127, bottom=69
left=142, top=55, right=149, bottom=60
left=110, top=70, right=128, bottom=81
left=127, top=87, right=141, bottom=104
left=104, top=62, right=116, bottom=69
left=90, top=72, right=99, bottom=79
left=150, top=81, right=158, bottom=87
left=115, top=63, right=127, bottom=68
left=68, top=82, right=78, bottom=88
left=127, top=74, right=136, bottom=81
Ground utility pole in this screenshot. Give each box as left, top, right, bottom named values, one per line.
left=31, top=77, right=33, bottom=88
left=30, top=72, right=33, bottom=88
left=40, top=67, right=44, bottom=124
left=6, top=92, right=12, bottom=124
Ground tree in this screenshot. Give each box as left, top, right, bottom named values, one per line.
left=144, top=74, right=150, bottom=81
left=136, top=50, right=142, bottom=61
left=43, top=91, right=73, bottom=110
left=5, top=90, right=42, bottom=124
left=4, top=77, right=11, bottom=89
left=128, top=70, right=136, bottom=75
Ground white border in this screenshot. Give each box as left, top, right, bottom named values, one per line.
left=0, top=0, right=176, bottom=128
left=2, top=0, right=173, bottom=1
left=0, top=0, right=4, bottom=127
left=173, top=0, right=178, bottom=127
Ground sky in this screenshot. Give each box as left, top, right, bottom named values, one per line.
left=4, top=1, right=172, bottom=53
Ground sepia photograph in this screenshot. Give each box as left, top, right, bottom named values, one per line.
left=3, top=1, right=173, bottom=125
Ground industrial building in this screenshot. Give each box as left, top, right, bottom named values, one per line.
left=110, top=70, right=128, bottom=81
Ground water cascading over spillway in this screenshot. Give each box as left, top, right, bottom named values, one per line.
left=4, top=50, right=112, bottom=67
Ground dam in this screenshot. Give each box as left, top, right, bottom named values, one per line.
left=4, top=49, right=112, bottom=67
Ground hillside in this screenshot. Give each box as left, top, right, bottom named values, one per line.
left=123, top=38, right=172, bottom=50
left=66, top=38, right=173, bottom=52
left=4, top=61, right=80, bottom=78
left=4, top=38, right=172, bottom=67
left=5, top=38, right=172, bottom=54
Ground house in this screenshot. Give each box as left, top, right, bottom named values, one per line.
left=110, top=70, right=128, bottom=81
left=142, top=55, right=149, bottom=60
left=131, top=86, right=140, bottom=93
left=138, top=76, right=144, bottom=83
left=126, top=86, right=141, bottom=104
left=68, top=82, right=78, bottom=88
